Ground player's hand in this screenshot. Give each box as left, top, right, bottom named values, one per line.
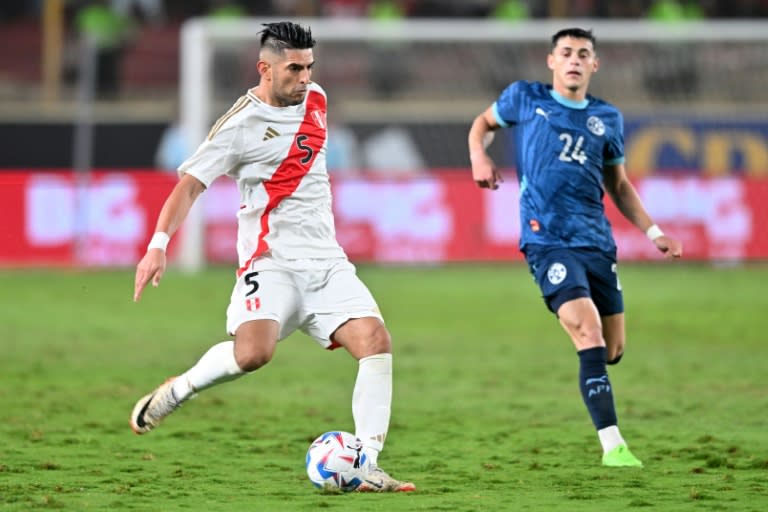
left=653, top=235, right=683, bottom=259
left=133, top=249, right=167, bottom=302
left=471, top=153, right=503, bottom=190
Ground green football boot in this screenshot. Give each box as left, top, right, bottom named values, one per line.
left=602, top=444, right=643, bottom=467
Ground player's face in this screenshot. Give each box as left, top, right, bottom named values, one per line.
left=547, top=37, right=599, bottom=97
left=265, top=49, right=314, bottom=107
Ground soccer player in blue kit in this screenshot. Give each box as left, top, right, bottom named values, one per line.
left=468, top=28, right=683, bottom=467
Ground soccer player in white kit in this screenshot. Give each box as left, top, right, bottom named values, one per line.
left=129, top=21, right=415, bottom=493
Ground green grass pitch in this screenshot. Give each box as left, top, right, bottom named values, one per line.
left=1, top=263, right=767, bottom=511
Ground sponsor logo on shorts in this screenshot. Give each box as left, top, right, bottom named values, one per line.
left=547, top=262, right=567, bottom=285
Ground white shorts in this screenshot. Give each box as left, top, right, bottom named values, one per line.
left=225, top=257, right=384, bottom=349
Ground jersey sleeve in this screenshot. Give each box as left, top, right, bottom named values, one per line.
left=603, top=110, right=625, bottom=165
left=492, top=81, right=527, bottom=128
left=178, top=121, right=243, bottom=187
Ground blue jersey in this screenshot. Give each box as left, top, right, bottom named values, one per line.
left=493, top=81, right=625, bottom=252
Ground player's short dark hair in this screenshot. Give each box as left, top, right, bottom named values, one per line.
left=259, top=21, right=316, bottom=53
left=551, top=28, right=596, bottom=51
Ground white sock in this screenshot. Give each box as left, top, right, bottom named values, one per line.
left=353, top=353, right=392, bottom=467
left=598, top=425, right=626, bottom=454
left=171, top=341, right=245, bottom=401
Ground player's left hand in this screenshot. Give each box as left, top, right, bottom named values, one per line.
left=133, top=249, right=167, bottom=302
left=654, top=235, right=683, bottom=259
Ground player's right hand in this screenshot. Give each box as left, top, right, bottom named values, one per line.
left=471, top=153, right=503, bottom=190
left=133, top=249, right=167, bottom=302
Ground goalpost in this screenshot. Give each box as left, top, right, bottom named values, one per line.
left=177, top=17, right=768, bottom=271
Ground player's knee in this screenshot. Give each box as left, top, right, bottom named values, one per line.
left=364, top=322, right=392, bottom=356
left=235, top=348, right=273, bottom=372
left=350, top=322, right=391, bottom=358
left=334, top=318, right=392, bottom=359
left=565, top=321, right=603, bottom=347
left=233, top=338, right=275, bottom=371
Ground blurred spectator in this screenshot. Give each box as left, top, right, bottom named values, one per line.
left=208, top=0, right=247, bottom=100
left=155, top=103, right=193, bottom=172
left=270, top=0, right=318, bottom=16
left=492, top=0, right=529, bottom=20
left=368, top=0, right=406, bottom=19
left=74, top=0, right=135, bottom=99
left=486, top=1, right=529, bottom=92
left=326, top=122, right=362, bottom=176
left=111, top=0, right=164, bottom=24
left=648, top=0, right=704, bottom=19
left=367, top=0, right=409, bottom=98
left=363, top=126, right=426, bottom=176
left=208, top=0, right=247, bottom=18
left=644, top=0, right=703, bottom=101
left=155, top=122, right=192, bottom=172
left=320, top=0, right=368, bottom=17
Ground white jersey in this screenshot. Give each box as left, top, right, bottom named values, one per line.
left=179, top=82, right=346, bottom=273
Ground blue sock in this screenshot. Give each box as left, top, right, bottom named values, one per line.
left=578, top=346, right=617, bottom=430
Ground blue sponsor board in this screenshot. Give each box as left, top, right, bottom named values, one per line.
left=623, top=117, right=768, bottom=177
left=502, top=116, right=768, bottom=177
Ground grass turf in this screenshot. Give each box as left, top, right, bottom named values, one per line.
left=1, top=263, right=766, bottom=511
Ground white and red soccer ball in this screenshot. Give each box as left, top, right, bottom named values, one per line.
left=305, top=431, right=368, bottom=491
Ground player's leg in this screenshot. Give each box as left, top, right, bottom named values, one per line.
left=130, top=268, right=297, bottom=434
left=129, top=322, right=280, bottom=435
left=302, top=261, right=414, bottom=492
left=333, top=316, right=392, bottom=463
left=584, top=252, right=641, bottom=466
left=527, top=247, right=640, bottom=466
left=174, top=318, right=280, bottom=398
left=602, top=313, right=625, bottom=365
left=594, top=312, right=639, bottom=466
left=332, top=317, right=414, bottom=492
left=556, top=298, right=617, bottom=433
left=557, top=298, right=639, bottom=466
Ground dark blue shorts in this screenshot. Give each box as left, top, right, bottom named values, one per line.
left=523, top=245, right=624, bottom=316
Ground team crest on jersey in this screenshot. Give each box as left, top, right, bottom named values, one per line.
left=547, top=262, right=567, bottom=285
left=311, top=110, right=326, bottom=130
left=587, top=116, right=605, bottom=136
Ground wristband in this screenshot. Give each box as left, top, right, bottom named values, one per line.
left=645, top=224, right=664, bottom=241
left=147, top=232, right=170, bottom=252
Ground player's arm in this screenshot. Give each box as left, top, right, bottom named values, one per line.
left=468, top=106, right=504, bottom=190
left=603, top=162, right=683, bottom=259
left=133, top=174, right=206, bottom=302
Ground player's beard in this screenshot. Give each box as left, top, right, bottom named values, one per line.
left=273, top=86, right=307, bottom=107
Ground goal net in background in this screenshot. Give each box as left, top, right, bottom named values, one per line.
left=177, top=18, right=768, bottom=270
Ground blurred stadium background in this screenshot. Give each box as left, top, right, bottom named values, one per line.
left=2, top=0, right=768, bottom=268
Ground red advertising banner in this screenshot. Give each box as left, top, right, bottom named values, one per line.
left=1, top=170, right=767, bottom=267
left=0, top=171, right=178, bottom=267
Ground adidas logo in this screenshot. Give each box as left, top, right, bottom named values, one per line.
left=262, top=126, right=280, bottom=141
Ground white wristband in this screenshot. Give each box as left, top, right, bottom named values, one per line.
left=645, top=224, right=664, bottom=241
left=147, top=232, right=170, bottom=252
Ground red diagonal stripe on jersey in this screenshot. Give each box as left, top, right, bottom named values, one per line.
left=237, top=90, right=327, bottom=277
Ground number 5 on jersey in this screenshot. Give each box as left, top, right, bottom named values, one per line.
left=243, top=271, right=260, bottom=311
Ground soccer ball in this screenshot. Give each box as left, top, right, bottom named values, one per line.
left=305, top=431, right=368, bottom=491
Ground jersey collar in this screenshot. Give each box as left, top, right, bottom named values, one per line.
left=549, top=89, right=589, bottom=110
